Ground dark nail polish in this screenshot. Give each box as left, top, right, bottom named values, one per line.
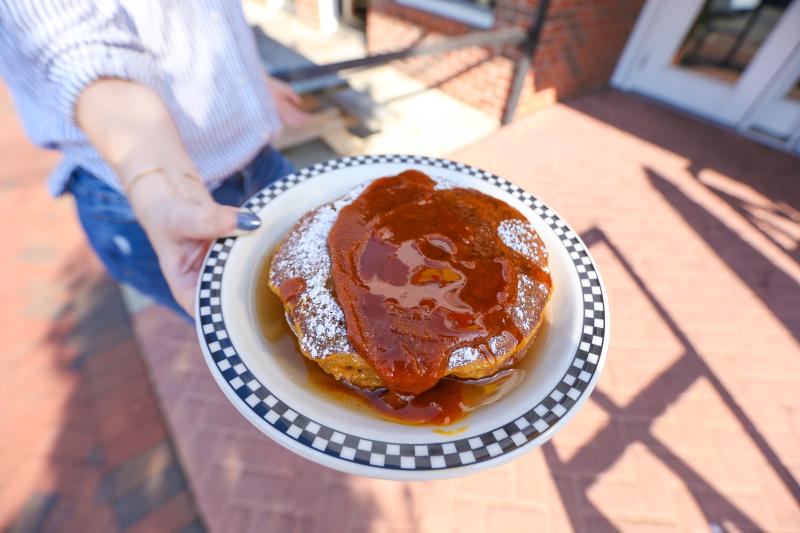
left=237, top=210, right=261, bottom=232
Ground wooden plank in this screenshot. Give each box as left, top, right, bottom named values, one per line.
left=272, top=108, right=346, bottom=150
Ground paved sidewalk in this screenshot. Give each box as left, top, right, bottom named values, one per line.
left=129, top=89, right=800, bottom=532
left=2, top=64, right=797, bottom=529
left=0, top=85, right=204, bottom=532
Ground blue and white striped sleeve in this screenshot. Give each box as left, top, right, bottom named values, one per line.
left=0, top=0, right=161, bottom=124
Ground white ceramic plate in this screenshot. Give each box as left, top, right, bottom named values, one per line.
left=195, top=155, right=610, bottom=480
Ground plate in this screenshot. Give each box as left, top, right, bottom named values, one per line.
left=195, top=155, right=610, bottom=480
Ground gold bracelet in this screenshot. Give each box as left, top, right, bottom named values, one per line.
left=123, top=167, right=204, bottom=195
left=124, top=167, right=164, bottom=195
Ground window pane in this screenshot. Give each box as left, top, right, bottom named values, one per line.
left=448, top=0, right=495, bottom=9
left=673, top=0, right=792, bottom=84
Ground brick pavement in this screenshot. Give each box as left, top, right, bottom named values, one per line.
left=0, top=84, right=204, bottom=531
left=2, top=71, right=796, bottom=531
left=129, top=89, right=800, bottom=532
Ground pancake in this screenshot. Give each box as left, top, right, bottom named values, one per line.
left=268, top=170, right=552, bottom=394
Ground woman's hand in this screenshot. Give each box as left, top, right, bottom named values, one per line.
left=75, top=79, right=261, bottom=315
left=76, top=79, right=263, bottom=318
left=126, top=170, right=260, bottom=316
left=265, top=75, right=311, bottom=128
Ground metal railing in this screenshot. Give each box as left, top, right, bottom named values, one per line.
left=271, top=0, right=551, bottom=125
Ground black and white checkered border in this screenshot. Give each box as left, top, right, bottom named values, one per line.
left=197, top=154, right=607, bottom=471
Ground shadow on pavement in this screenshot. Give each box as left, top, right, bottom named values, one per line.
left=543, top=177, right=799, bottom=530
left=646, top=167, right=799, bottom=340
left=129, top=303, right=383, bottom=532
left=5, top=248, right=204, bottom=532
left=569, top=89, right=799, bottom=270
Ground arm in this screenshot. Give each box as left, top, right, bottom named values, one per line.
left=1, top=1, right=258, bottom=316
left=77, top=79, right=252, bottom=316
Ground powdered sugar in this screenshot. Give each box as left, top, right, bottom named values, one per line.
left=446, top=271, right=550, bottom=369
left=448, top=346, right=481, bottom=369
left=332, top=181, right=369, bottom=210
left=514, top=272, right=550, bottom=334
left=446, top=219, right=553, bottom=368
left=268, top=181, right=380, bottom=360
left=432, top=176, right=455, bottom=190
left=269, top=202, right=354, bottom=359
left=270, top=177, right=550, bottom=369
left=498, top=219, right=548, bottom=266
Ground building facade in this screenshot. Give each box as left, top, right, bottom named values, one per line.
left=291, top=0, right=800, bottom=154
left=365, top=0, right=645, bottom=121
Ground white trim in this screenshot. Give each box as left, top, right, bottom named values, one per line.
left=720, top=0, right=800, bottom=125
left=612, top=0, right=800, bottom=152
left=737, top=34, right=800, bottom=139
left=611, top=0, right=666, bottom=90
left=395, top=0, right=495, bottom=29
left=317, top=0, right=339, bottom=34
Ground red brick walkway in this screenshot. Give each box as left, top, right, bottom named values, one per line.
left=129, top=90, right=800, bottom=532
left=0, top=86, right=204, bottom=531
left=3, top=75, right=798, bottom=532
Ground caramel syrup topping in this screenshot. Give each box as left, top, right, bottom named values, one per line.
left=328, top=170, right=551, bottom=394
left=258, top=258, right=540, bottom=426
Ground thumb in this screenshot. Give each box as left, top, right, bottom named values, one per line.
left=172, top=201, right=261, bottom=240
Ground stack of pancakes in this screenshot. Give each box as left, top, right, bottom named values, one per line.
left=268, top=171, right=552, bottom=395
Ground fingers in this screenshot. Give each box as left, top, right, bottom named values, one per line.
left=158, top=252, right=198, bottom=319
left=176, top=289, right=196, bottom=319
left=267, top=74, right=303, bottom=106
left=286, top=87, right=302, bottom=106
left=165, top=243, right=214, bottom=319
left=158, top=200, right=263, bottom=321
left=170, top=201, right=261, bottom=240
left=179, top=202, right=237, bottom=239
left=279, top=104, right=312, bottom=128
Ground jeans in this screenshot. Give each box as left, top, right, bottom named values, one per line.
left=67, top=146, right=296, bottom=322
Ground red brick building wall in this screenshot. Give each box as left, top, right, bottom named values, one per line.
left=367, top=0, right=645, bottom=120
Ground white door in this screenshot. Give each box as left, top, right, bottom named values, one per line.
left=614, top=0, right=800, bottom=153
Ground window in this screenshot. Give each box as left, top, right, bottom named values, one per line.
left=453, top=0, right=495, bottom=8
left=673, top=0, right=791, bottom=85
left=395, top=0, right=496, bottom=29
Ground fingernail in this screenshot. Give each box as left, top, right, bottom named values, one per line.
left=237, top=209, right=261, bottom=232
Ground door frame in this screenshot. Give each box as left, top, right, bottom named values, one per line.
left=612, top=0, right=800, bottom=152
left=739, top=40, right=800, bottom=151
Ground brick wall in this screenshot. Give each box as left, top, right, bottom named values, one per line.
left=294, top=0, right=322, bottom=30
left=294, top=0, right=342, bottom=33
left=367, top=0, right=645, bottom=120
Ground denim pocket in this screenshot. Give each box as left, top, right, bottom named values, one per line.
left=241, top=146, right=297, bottom=199
left=69, top=169, right=137, bottom=224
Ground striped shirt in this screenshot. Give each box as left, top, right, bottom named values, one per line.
left=0, top=0, right=282, bottom=195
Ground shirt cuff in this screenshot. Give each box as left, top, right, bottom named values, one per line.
left=47, top=44, right=162, bottom=125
